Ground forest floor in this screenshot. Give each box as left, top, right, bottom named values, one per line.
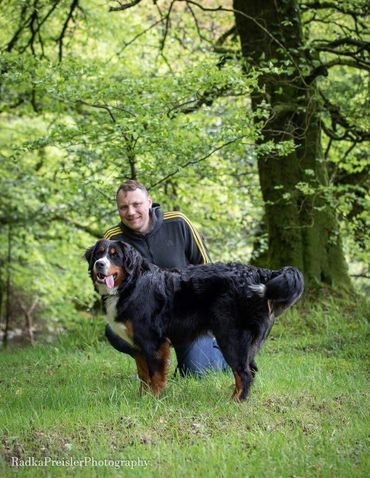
left=0, top=296, right=369, bottom=477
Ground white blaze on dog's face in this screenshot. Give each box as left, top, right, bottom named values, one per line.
left=92, top=243, right=125, bottom=295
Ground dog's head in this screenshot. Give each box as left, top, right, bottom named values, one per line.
left=84, top=239, right=145, bottom=296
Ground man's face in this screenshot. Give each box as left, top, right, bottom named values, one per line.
left=117, top=188, right=152, bottom=234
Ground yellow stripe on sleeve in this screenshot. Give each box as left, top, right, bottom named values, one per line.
left=163, top=212, right=210, bottom=264
left=104, top=226, right=121, bottom=240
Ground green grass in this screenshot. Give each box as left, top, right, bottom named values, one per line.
left=1, top=297, right=369, bottom=477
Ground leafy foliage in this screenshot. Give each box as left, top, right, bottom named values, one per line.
left=0, top=0, right=368, bottom=331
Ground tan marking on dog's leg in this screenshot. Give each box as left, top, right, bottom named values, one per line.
left=151, top=340, right=171, bottom=397
left=134, top=354, right=151, bottom=395
left=232, top=369, right=243, bottom=403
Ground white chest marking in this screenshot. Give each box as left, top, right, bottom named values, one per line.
left=104, top=295, right=136, bottom=348
left=105, top=295, right=119, bottom=322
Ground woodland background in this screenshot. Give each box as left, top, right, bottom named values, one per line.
left=0, top=0, right=369, bottom=340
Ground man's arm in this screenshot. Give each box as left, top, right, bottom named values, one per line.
left=103, top=224, right=122, bottom=240
left=163, top=211, right=211, bottom=265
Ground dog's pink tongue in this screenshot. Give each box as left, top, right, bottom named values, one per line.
left=105, top=275, right=115, bottom=289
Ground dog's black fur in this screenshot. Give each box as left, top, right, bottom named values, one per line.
left=85, top=239, right=304, bottom=401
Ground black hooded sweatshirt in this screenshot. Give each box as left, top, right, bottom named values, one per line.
left=103, top=204, right=210, bottom=269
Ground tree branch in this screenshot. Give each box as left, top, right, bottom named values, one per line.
left=77, top=100, right=117, bottom=122
left=116, top=18, right=164, bottom=55
left=56, top=0, right=79, bottom=62
left=215, top=25, right=237, bottom=48
left=186, top=2, right=209, bottom=43
left=320, top=91, right=370, bottom=142
left=148, top=135, right=248, bottom=189
left=158, top=0, right=176, bottom=52
left=350, top=273, right=370, bottom=279
left=167, top=85, right=230, bottom=118
left=0, top=211, right=101, bottom=238
left=300, top=2, right=369, bottom=17
left=323, top=58, right=370, bottom=72
left=8, top=0, right=61, bottom=55
left=109, top=0, right=142, bottom=12
left=52, top=215, right=101, bottom=238
left=5, top=2, right=30, bottom=52
left=313, top=37, right=370, bottom=50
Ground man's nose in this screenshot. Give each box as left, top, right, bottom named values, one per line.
left=127, top=205, right=136, bottom=215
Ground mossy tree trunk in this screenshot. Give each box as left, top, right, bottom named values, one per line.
left=234, top=0, right=351, bottom=290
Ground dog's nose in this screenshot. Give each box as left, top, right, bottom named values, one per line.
left=95, top=260, right=106, bottom=271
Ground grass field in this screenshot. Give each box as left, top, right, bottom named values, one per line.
left=1, top=297, right=369, bottom=477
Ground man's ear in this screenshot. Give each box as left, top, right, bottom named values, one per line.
left=148, top=196, right=153, bottom=208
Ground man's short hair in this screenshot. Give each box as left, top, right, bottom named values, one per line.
left=116, top=180, right=149, bottom=198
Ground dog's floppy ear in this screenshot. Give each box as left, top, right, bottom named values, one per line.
left=116, top=241, right=144, bottom=275
left=84, top=244, right=96, bottom=269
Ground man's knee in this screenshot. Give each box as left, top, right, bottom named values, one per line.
left=175, top=335, right=229, bottom=377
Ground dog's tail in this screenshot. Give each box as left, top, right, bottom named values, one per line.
left=249, top=267, right=304, bottom=317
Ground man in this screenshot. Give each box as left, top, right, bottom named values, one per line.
left=103, top=179, right=228, bottom=376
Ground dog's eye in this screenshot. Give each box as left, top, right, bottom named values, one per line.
left=110, top=248, right=117, bottom=256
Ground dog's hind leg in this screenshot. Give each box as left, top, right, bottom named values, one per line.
left=214, top=330, right=254, bottom=402
left=248, top=342, right=259, bottom=379
left=148, top=339, right=171, bottom=397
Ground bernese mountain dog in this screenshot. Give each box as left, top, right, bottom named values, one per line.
left=85, top=239, right=304, bottom=402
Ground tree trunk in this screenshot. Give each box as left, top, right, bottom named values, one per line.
left=3, top=225, right=12, bottom=347
left=234, top=0, right=351, bottom=290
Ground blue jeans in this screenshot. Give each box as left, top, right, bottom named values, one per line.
left=105, top=324, right=229, bottom=377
